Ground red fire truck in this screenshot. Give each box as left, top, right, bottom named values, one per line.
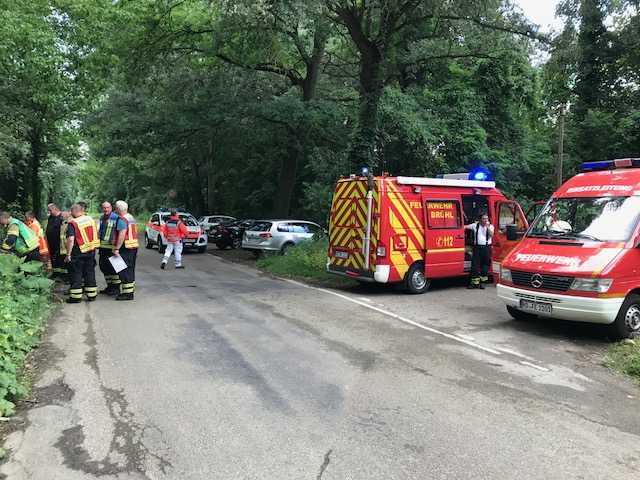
left=327, top=172, right=528, bottom=293
left=498, top=158, right=640, bottom=339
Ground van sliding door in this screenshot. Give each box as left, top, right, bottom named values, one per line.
left=423, top=196, right=466, bottom=278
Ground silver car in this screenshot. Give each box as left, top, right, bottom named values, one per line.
left=242, top=220, right=321, bottom=255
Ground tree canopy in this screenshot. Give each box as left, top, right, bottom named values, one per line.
left=1, top=0, right=638, bottom=224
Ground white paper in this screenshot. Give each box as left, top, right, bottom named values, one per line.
left=108, top=255, right=128, bottom=273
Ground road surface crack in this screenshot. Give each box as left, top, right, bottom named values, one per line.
left=316, top=449, right=333, bottom=480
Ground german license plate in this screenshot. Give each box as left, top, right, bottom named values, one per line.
left=519, top=299, right=552, bottom=315
left=334, top=251, right=349, bottom=259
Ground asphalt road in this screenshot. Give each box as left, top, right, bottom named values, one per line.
left=2, top=246, right=639, bottom=479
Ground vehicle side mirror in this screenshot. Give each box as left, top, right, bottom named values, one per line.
left=506, top=224, right=519, bottom=241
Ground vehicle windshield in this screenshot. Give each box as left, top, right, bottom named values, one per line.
left=161, top=214, right=199, bottom=226
left=528, top=196, right=640, bottom=242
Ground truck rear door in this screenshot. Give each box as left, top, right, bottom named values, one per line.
left=423, top=196, right=466, bottom=278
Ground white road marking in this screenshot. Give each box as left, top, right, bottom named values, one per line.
left=284, top=279, right=503, bottom=356
left=519, top=360, right=551, bottom=372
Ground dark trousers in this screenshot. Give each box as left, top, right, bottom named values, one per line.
left=470, top=245, right=491, bottom=284
left=23, top=249, right=41, bottom=262
left=118, top=248, right=137, bottom=295
left=53, top=253, right=68, bottom=278
left=68, top=252, right=97, bottom=300
left=98, top=248, right=120, bottom=290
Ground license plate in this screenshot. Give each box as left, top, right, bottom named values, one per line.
left=184, top=240, right=194, bottom=245
left=519, top=299, right=552, bottom=315
left=334, top=251, right=349, bottom=259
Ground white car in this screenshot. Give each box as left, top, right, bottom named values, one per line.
left=198, top=215, right=236, bottom=233
left=145, top=210, right=208, bottom=253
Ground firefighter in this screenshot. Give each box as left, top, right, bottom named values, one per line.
left=0, top=211, right=40, bottom=261
left=46, top=203, right=68, bottom=278
left=113, top=200, right=138, bottom=301
left=465, top=213, right=494, bottom=289
left=64, top=203, right=99, bottom=303
left=25, top=211, right=52, bottom=272
left=160, top=209, right=187, bottom=270
left=97, top=201, right=121, bottom=295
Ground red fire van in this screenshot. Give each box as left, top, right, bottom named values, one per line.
left=497, top=158, right=640, bottom=339
left=327, top=173, right=528, bottom=293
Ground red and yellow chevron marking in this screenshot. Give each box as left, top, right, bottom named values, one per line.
left=384, top=180, right=425, bottom=281
left=328, top=179, right=379, bottom=271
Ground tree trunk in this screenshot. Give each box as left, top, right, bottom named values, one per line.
left=207, top=138, right=216, bottom=213
left=29, top=128, right=44, bottom=215
left=273, top=140, right=301, bottom=217
left=350, top=48, right=383, bottom=170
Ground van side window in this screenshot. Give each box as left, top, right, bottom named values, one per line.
left=498, top=202, right=527, bottom=231
left=151, top=214, right=160, bottom=224
left=425, top=200, right=462, bottom=229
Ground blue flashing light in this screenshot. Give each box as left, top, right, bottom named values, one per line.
left=468, top=166, right=492, bottom=182
left=582, top=158, right=640, bottom=172
left=360, top=166, right=370, bottom=176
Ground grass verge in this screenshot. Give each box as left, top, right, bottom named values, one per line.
left=256, top=238, right=357, bottom=288
left=605, top=340, right=640, bottom=382
left=0, top=255, right=54, bottom=416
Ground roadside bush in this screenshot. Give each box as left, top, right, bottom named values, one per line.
left=0, top=255, right=53, bottom=416
left=605, top=341, right=640, bottom=382
left=256, top=237, right=355, bottom=287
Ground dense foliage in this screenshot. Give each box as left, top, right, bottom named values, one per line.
left=1, top=1, right=639, bottom=225
left=0, top=256, right=53, bottom=416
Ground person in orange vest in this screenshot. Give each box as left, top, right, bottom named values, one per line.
left=160, top=209, right=188, bottom=270
left=113, top=200, right=138, bottom=301
left=24, top=211, right=52, bottom=272
left=64, top=203, right=99, bottom=303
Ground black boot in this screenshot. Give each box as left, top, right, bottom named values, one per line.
left=66, top=297, right=82, bottom=304
left=115, top=293, right=134, bottom=301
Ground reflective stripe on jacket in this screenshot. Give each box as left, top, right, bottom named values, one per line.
left=2, top=218, right=39, bottom=255
left=99, top=212, right=119, bottom=249
left=27, top=219, right=50, bottom=255
left=68, top=215, right=99, bottom=253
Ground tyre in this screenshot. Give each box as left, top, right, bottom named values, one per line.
left=280, top=242, right=295, bottom=256
left=157, top=238, right=166, bottom=254
left=231, top=237, right=241, bottom=249
left=144, top=233, right=153, bottom=249
left=506, top=305, right=537, bottom=321
left=251, top=250, right=262, bottom=259
left=215, top=242, right=228, bottom=250
left=197, top=246, right=207, bottom=253
left=608, top=293, right=640, bottom=340
left=404, top=262, right=429, bottom=294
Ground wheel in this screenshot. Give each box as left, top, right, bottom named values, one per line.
left=404, top=262, right=430, bottom=294
left=608, top=294, right=640, bottom=340
left=157, top=238, right=166, bottom=254
left=506, top=305, right=537, bottom=321
left=197, top=246, right=207, bottom=253
left=280, top=242, right=295, bottom=256
left=251, top=250, right=262, bottom=259
left=144, top=233, right=153, bottom=249
left=231, top=237, right=241, bottom=249
left=215, top=242, right=227, bottom=250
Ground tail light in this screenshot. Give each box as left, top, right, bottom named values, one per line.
left=376, top=245, right=386, bottom=257
left=259, top=232, right=272, bottom=239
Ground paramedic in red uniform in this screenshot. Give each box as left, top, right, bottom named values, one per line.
left=160, top=209, right=187, bottom=270
left=113, top=200, right=138, bottom=301
left=466, top=214, right=494, bottom=289
left=64, top=203, right=99, bottom=303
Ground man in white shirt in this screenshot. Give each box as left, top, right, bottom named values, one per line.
left=465, top=214, right=494, bottom=289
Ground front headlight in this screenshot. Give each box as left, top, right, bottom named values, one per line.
left=570, top=278, right=613, bottom=293
left=500, top=267, right=512, bottom=283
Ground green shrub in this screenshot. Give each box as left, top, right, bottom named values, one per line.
left=256, top=237, right=355, bottom=287
left=0, top=255, right=53, bottom=416
left=605, top=341, right=640, bottom=382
